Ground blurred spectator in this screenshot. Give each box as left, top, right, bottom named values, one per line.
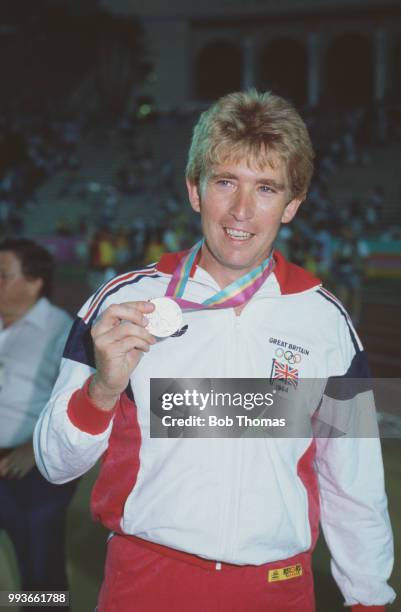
left=163, top=222, right=181, bottom=253
left=143, top=228, right=165, bottom=265
left=0, top=199, right=11, bottom=232
left=117, top=165, right=141, bottom=195
left=275, top=225, right=292, bottom=260
left=56, top=216, right=73, bottom=236
left=88, top=229, right=117, bottom=290
left=130, top=216, right=147, bottom=262
left=366, top=185, right=384, bottom=227
left=115, top=228, right=131, bottom=267
left=98, top=229, right=116, bottom=279
left=314, top=222, right=334, bottom=282
left=0, top=238, right=77, bottom=608
left=348, top=198, right=364, bottom=235
left=88, top=229, right=104, bottom=291
left=331, top=226, right=369, bottom=326
left=101, top=186, right=120, bottom=226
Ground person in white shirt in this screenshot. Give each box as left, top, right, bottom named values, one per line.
left=0, top=238, right=76, bottom=608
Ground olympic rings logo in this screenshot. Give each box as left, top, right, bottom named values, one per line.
left=275, top=348, right=302, bottom=364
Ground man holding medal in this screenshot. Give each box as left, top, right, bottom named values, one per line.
left=34, top=90, right=395, bottom=611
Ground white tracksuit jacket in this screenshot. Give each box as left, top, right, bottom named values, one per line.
left=33, top=250, right=396, bottom=607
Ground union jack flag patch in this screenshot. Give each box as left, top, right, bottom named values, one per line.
left=270, top=359, right=299, bottom=388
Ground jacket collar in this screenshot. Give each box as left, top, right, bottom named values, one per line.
left=0, top=297, right=50, bottom=332
left=156, top=249, right=320, bottom=295
left=20, top=297, right=50, bottom=330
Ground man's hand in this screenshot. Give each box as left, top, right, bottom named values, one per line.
left=89, top=301, right=156, bottom=411
left=0, top=439, right=35, bottom=479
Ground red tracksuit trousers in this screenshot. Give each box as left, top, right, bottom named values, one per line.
left=97, top=534, right=315, bottom=612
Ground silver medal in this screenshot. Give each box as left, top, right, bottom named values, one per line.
left=146, top=297, right=183, bottom=337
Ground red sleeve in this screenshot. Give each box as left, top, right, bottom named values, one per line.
left=67, top=376, right=117, bottom=434
left=352, top=606, right=385, bottom=611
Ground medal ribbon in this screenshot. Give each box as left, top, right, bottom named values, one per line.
left=165, top=239, right=275, bottom=310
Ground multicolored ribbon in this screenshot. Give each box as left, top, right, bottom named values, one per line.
left=165, top=239, right=275, bottom=310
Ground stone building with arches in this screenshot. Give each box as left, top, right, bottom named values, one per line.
left=100, top=0, right=401, bottom=109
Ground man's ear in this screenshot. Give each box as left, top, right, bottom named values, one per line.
left=281, top=197, right=303, bottom=224
left=186, top=179, right=201, bottom=213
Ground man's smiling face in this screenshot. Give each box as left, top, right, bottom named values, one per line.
left=186, top=157, right=303, bottom=287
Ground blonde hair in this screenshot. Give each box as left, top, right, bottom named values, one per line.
left=186, top=89, right=314, bottom=198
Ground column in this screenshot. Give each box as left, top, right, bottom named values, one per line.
left=374, top=27, right=387, bottom=102
left=307, top=31, right=320, bottom=108
left=143, top=19, right=190, bottom=107
left=242, top=36, right=256, bottom=90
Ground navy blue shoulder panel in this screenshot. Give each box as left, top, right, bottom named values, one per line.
left=63, top=271, right=161, bottom=367
left=63, top=317, right=95, bottom=368
left=325, top=351, right=372, bottom=401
